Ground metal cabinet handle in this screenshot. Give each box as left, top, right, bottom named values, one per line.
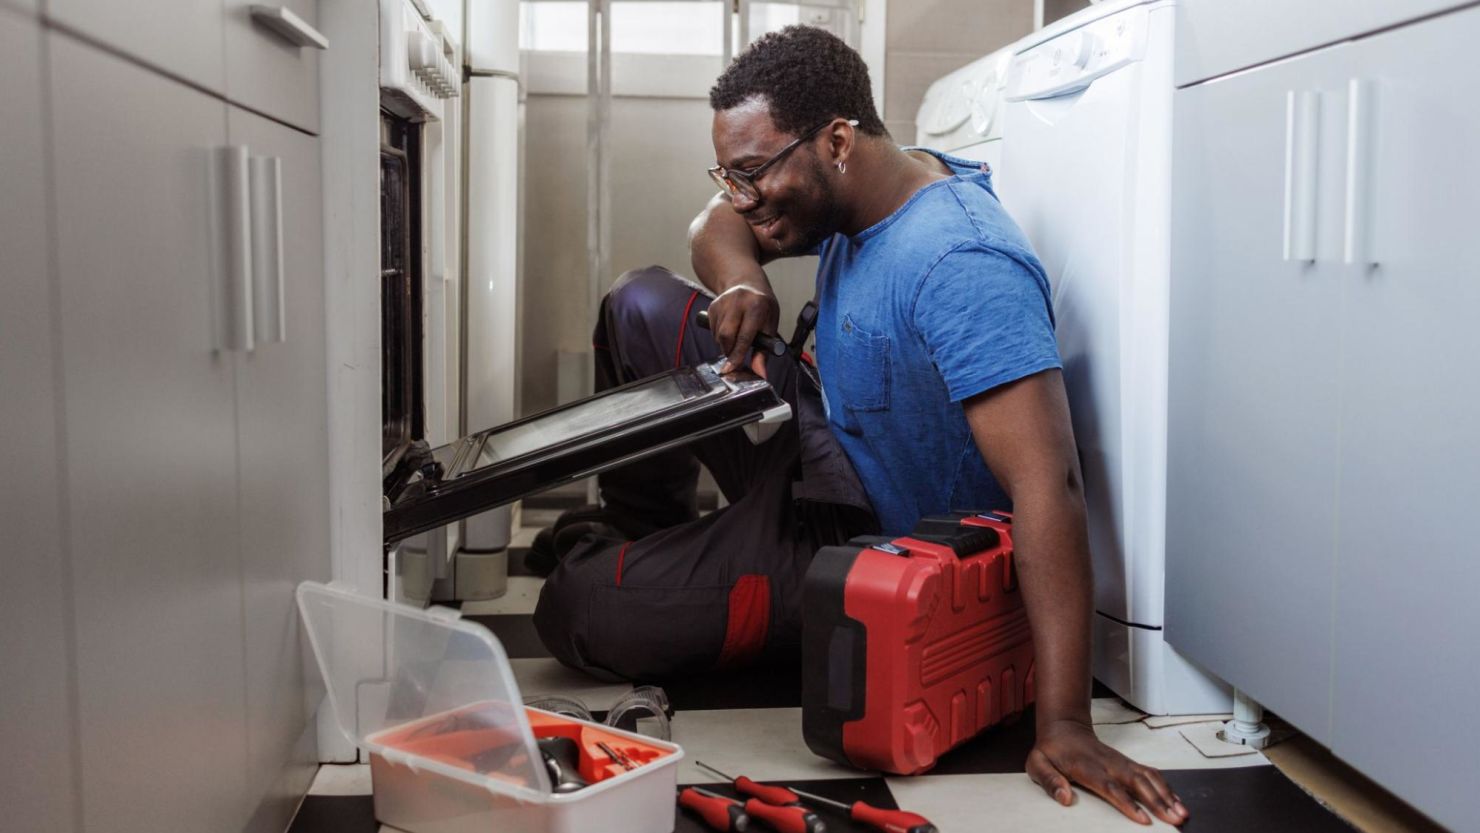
left=216, top=145, right=255, bottom=353
left=249, top=5, right=329, bottom=50
left=1344, top=79, right=1378, bottom=266
left=250, top=155, right=286, bottom=345
left=1283, top=90, right=1320, bottom=263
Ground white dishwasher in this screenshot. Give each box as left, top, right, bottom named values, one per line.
left=997, top=0, right=1228, bottom=715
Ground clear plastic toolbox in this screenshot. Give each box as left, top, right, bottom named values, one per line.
left=297, top=581, right=683, bottom=833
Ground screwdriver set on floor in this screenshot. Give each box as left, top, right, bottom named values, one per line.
left=677, top=761, right=937, bottom=833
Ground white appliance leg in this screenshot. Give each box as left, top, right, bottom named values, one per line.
left=1219, top=688, right=1273, bottom=749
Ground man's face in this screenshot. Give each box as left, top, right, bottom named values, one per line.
left=711, top=99, right=845, bottom=255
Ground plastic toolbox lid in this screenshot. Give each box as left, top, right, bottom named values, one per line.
left=296, top=580, right=554, bottom=797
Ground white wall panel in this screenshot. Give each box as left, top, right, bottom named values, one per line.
left=0, top=10, right=78, bottom=832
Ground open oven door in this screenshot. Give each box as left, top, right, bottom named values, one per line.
left=382, top=361, right=791, bottom=544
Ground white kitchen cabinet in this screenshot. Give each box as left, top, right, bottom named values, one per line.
left=224, top=0, right=322, bottom=133
left=48, top=0, right=225, bottom=94
left=1165, top=37, right=1355, bottom=743
left=228, top=101, right=329, bottom=833
left=1327, top=10, right=1480, bottom=831
left=48, top=34, right=250, bottom=833
left=1170, top=6, right=1480, bottom=829
left=0, top=10, right=77, bottom=833
left=1175, top=0, right=1468, bottom=87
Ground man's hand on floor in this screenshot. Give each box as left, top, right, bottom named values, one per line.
left=1027, top=718, right=1190, bottom=826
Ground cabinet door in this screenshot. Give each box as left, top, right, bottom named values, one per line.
left=1175, top=0, right=1467, bottom=87
left=49, top=0, right=225, bottom=94
left=224, top=0, right=321, bottom=133
left=227, top=103, right=329, bottom=833
left=49, top=35, right=249, bottom=833
left=1330, top=9, right=1480, bottom=831
left=1164, top=41, right=1354, bottom=742
left=0, top=11, right=77, bottom=833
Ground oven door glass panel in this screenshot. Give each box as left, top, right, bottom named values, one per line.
left=382, top=363, right=789, bottom=543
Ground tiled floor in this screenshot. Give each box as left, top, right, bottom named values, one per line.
left=288, top=505, right=1380, bottom=833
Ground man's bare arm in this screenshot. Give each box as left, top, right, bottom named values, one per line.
left=963, top=370, right=1187, bottom=827
left=687, top=193, right=784, bottom=372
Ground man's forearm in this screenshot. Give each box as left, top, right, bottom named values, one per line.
left=688, top=194, right=775, bottom=297
left=1011, top=477, right=1095, bottom=728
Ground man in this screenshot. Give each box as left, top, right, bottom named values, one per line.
left=534, top=25, right=1187, bottom=826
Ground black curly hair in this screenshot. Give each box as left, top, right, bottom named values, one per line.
left=709, top=25, right=888, bottom=139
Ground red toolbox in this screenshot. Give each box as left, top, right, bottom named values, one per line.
left=801, top=511, right=1036, bottom=774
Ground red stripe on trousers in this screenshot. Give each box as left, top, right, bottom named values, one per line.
left=674, top=291, right=700, bottom=368
left=614, top=541, right=632, bottom=587
left=715, top=575, right=770, bottom=669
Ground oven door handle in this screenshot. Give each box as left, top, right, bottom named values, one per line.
left=249, top=155, right=286, bottom=344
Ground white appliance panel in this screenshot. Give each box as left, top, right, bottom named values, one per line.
left=461, top=73, right=521, bottom=552
left=999, top=0, right=1228, bottom=714
left=1001, top=28, right=1158, bottom=627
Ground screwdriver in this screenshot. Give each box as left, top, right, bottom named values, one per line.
left=784, top=786, right=938, bottom=833
left=679, top=787, right=751, bottom=832
left=695, top=310, right=789, bottom=357
left=695, top=761, right=803, bottom=806
left=691, top=788, right=827, bottom=833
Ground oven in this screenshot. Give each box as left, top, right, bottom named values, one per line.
left=378, top=0, right=461, bottom=605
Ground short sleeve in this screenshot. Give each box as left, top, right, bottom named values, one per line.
left=912, top=243, right=1062, bottom=403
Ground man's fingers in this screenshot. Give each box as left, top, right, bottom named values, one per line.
left=726, top=325, right=755, bottom=373
left=1133, top=770, right=1186, bottom=825
left=1085, top=774, right=1151, bottom=826
left=1026, top=751, right=1075, bottom=805
left=749, top=349, right=768, bottom=380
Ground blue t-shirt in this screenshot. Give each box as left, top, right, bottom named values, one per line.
left=813, top=150, right=1061, bottom=536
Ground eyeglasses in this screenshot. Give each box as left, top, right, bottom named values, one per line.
left=708, top=118, right=858, bottom=202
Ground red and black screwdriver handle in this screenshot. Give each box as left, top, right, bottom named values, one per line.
left=691, top=788, right=826, bottom=833
left=844, top=803, right=937, bottom=833
left=679, top=787, right=751, bottom=832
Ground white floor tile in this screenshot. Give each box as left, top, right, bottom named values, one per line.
left=886, top=772, right=1181, bottom=832
left=460, top=576, right=544, bottom=616
left=511, top=657, right=633, bottom=711
left=1143, top=712, right=1234, bottom=729
left=521, top=507, right=565, bottom=528
left=1095, top=720, right=1268, bottom=771
left=1177, top=721, right=1263, bottom=759
left=510, top=525, right=541, bottom=549
left=670, top=708, right=863, bottom=784
left=1091, top=697, right=1147, bottom=725
left=307, top=764, right=372, bottom=796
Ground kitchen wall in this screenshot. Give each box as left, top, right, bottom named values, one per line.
left=517, top=53, right=817, bottom=416
left=881, top=0, right=1035, bottom=141
left=517, top=2, right=1046, bottom=416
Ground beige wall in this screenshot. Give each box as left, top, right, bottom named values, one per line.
left=881, top=0, right=1034, bottom=141
left=519, top=5, right=1051, bottom=414
left=520, top=91, right=817, bottom=416
left=1045, top=0, right=1093, bottom=27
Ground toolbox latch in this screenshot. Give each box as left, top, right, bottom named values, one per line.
left=869, top=542, right=911, bottom=556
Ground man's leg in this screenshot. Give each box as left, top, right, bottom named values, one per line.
left=535, top=265, right=822, bottom=679
left=533, top=456, right=818, bottom=681
left=563, top=264, right=799, bottom=532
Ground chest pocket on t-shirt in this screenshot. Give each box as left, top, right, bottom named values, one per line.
left=836, top=313, right=891, bottom=413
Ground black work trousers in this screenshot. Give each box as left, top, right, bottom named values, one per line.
left=533, top=266, right=876, bottom=681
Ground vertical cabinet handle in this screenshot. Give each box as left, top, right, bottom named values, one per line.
left=250, top=156, right=286, bottom=344
left=215, top=145, right=255, bottom=352
left=1344, top=79, right=1378, bottom=266
left=1283, top=90, right=1320, bottom=263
